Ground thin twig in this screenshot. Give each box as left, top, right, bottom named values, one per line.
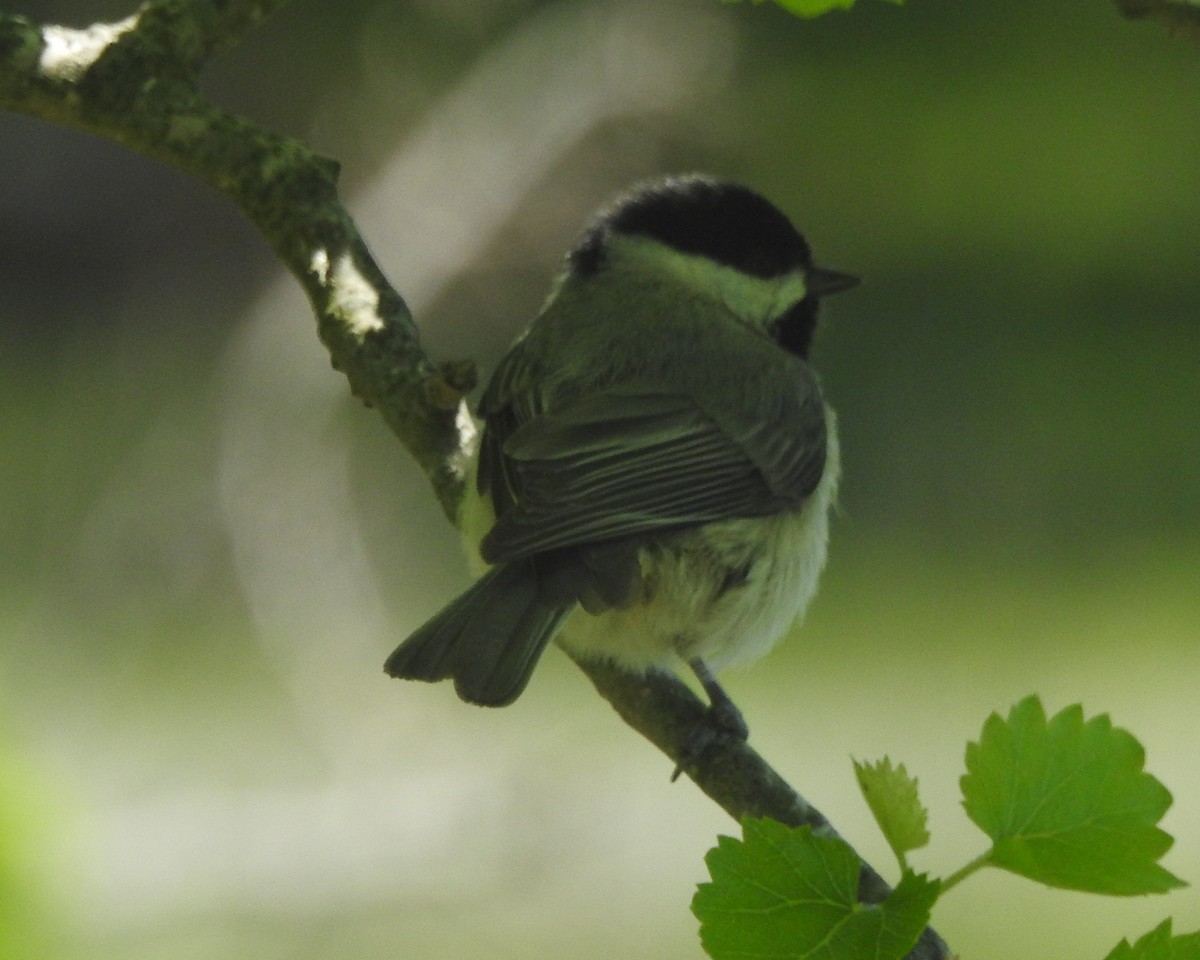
left=1115, top=0, right=1200, bottom=43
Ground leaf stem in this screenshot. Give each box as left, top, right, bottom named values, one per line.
left=939, top=849, right=994, bottom=895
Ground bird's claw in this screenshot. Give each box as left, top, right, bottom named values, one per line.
left=671, top=687, right=750, bottom=782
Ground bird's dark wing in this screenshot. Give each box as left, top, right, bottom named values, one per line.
left=477, top=381, right=826, bottom=564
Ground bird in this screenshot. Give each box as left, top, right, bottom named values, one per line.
left=385, top=174, right=857, bottom=747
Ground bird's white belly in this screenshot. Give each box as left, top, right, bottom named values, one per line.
left=557, top=427, right=839, bottom=673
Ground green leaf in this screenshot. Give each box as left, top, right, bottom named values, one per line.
left=693, top=818, right=939, bottom=960
left=961, top=695, right=1185, bottom=895
left=854, top=757, right=930, bottom=866
left=724, top=0, right=905, bottom=21
left=770, top=0, right=857, bottom=17
left=1104, top=919, right=1200, bottom=960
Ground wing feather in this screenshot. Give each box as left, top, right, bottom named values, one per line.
left=479, top=382, right=824, bottom=564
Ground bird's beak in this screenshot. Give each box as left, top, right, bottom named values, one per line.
left=807, top=265, right=860, bottom=298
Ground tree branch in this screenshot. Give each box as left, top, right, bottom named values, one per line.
left=1, top=4, right=949, bottom=956
left=1116, top=0, right=1200, bottom=43
left=575, top=656, right=949, bottom=960
left=1, top=1, right=475, bottom=518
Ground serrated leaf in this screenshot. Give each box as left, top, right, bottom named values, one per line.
left=961, top=695, right=1184, bottom=895
left=855, top=757, right=930, bottom=865
left=693, top=818, right=939, bottom=960
left=1105, top=919, right=1200, bottom=960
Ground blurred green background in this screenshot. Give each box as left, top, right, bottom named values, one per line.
left=1, top=0, right=1198, bottom=957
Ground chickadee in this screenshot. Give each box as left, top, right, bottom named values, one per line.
left=386, top=174, right=857, bottom=739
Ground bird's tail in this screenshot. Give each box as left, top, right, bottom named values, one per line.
left=384, top=560, right=573, bottom=707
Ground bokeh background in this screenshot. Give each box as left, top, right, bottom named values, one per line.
left=2, top=0, right=1197, bottom=957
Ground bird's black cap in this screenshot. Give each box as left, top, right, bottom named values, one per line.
left=570, top=175, right=815, bottom=279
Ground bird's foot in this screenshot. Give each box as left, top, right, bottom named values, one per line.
left=671, top=658, right=750, bottom=782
